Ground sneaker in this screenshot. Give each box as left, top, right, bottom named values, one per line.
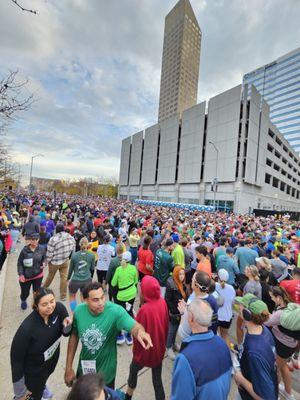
left=279, top=383, right=295, bottom=400
left=117, top=333, right=125, bottom=345
left=125, top=333, right=133, bottom=345
left=166, top=348, right=176, bottom=361
left=42, top=386, right=53, bottom=399
left=292, top=353, right=300, bottom=369
left=21, top=301, right=27, bottom=310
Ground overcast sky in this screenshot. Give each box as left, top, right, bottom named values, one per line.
left=1, top=0, right=300, bottom=183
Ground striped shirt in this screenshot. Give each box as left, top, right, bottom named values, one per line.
left=46, top=232, right=75, bottom=265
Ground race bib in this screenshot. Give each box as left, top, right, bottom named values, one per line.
left=44, top=338, right=60, bottom=361
left=23, top=258, right=33, bottom=268
left=81, top=360, right=96, bottom=375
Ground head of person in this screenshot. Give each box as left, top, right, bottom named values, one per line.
left=180, top=238, right=188, bottom=248
left=194, top=235, right=201, bottom=244
left=142, top=235, right=152, bottom=250
left=82, top=282, right=106, bottom=315
left=90, top=230, right=97, bottom=240
left=255, top=257, right=272, bottom=272
left=220, top=237, right=228, bottom=247
left=26, top=232, right=39, bottom=248
left=33, top=287, right=56, bottom=317
left=173, top=266, right=186, bottom=299
left=56, top=223, right=65, bottom=234
left=121, top=251, right=132, bottom=267
left=218, top=269, right=229, bottom=288
left=171, top=233, right=180, bottom=245
left=141, top=275, right=161, bottom=302
left=79, top=237, right=89, bottom=251
left=116, top=243, right=125, bottom=258
left=292, top=267, right=300, bottom=280
left=195, top=245, right=207, bottom=260
left=163, top=238, right=174, bottom=253
left=245, top=265, right=260, bottom=281
left=259, top=268, right=270, bottom=283
left=103, top=234, right=111, bottom=244
left=187, top=298, right=213, bottom=333
left=226, top=247, right=234, bottom=257
left=245, top=239, right=253, bottom=247
left=235, top=293, right=269, bottom=325
left=272, top=250, right=280, bottom=259
left=66, top=373, right=106, bottom=400
left=192, top=270, right=211, bottom=294
left=269, top=286, right=291, bottom=308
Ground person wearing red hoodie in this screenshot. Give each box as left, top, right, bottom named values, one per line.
left=125, top=276, right=169, bottom=400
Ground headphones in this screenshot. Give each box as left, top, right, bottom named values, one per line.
left=242, top=297, right=259, bottom=321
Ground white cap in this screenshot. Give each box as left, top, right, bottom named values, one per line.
left=218, top=269, right=229, bottom=282
left=122, top=251, right=132, bottom=263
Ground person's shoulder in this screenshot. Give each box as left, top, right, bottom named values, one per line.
left=74, top=302, right=87, bottom=316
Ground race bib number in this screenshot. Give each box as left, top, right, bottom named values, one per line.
left=81, top=360, right=96, bottom=375
left=23, top=258, right=33, bottom=268
left=44, top=338, right=60, bottom=361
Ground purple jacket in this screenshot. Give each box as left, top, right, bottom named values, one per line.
left=46, top=219, right=55, bottom=235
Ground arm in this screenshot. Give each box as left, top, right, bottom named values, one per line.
left=178, top=307, right=191, bottom=340
left=234, top=372, right=263, bottom=400
left=105, top=260, right=114, bottom=284
left=131, top=321, right=153, bottom=350
left=64, top=332, right=79, bottom=387
left=90, top=254, right=95, bottom=276
left=164, top=284, right=173, bottom=310
left=171, top=354, right=196, bottom=400
left=277, top=266, right=288, bottom=282
left=232, top=259, right=240, bottom=275
left=17, top=249, right=25, bottom=277
left=264, top=310, right=282, bottom=327
left=67, top=254, right=75, bottom=281
left=111, top=268, right=119, bottom=288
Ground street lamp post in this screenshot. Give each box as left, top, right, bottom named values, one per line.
left=29, top=154, right=44, bottom=193
left=208, top=141, right=219, bottom=211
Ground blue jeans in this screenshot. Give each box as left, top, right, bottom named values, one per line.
left=166, top=318, right=180, bottom=349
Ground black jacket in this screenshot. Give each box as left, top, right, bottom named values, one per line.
left=17, top=245, right=46, bottom=279
left=165, top=276, right=186, bottom=318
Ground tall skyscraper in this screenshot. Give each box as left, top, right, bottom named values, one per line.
left=243, top=47, right=300, bottom=154
left=158, top=0, right=201, bottom=122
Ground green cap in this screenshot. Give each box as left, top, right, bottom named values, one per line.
left=235, top=293, right=268, bottom=314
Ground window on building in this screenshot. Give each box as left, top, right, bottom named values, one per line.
left=267, top=144, right=274, bottom=153
left=280, top=182, right=286, bottom=192
left=265, top=173, right=271, bottom=184
left=287, top=185, right=291, bottom=195
left=272, top=177, right=279, bottom=188
left=266, top=158, right=272, bottom=167
left=274, top=150, right=281, bottom=159
left=274, top=163, right=280, bottom=172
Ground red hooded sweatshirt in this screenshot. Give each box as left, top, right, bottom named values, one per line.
left=133, top=276, right=169, bottom=368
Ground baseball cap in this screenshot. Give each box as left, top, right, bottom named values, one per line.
left=122, top=251, right=132, bottom=263
left=171, top=233, right=180, bottom=243
left=218, top=269, right=229, bottom=282
left=26, top=232, right=40, bottom=239
left=235, top=293, right=268, bottom=314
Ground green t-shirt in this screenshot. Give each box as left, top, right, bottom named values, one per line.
left=73, top=302, right=135, bottom=383
left=111, top=264, right=138, bottom=301
left=154, top=248, right=174, bottom=286
left=172, top=244, right=185, bottom=268
left=67, top=250, right=95, bottom=281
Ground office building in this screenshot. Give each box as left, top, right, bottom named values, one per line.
left=119, top=84, right=300, bottom=214
left=158, top=0, right=201, bottom=122
left=243, top=47, right=300, bottom=154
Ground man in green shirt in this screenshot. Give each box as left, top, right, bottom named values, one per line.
left=154, top=239, right=174, bottom=297
left=64, top=282, right=152, bottom=389
left=171, top=234, right=185, bottom=269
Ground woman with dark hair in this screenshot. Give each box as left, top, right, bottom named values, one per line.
left=10, top=288, right=72, bottom=400
left=265, top=286, right=298, bottom=400
left=66, top=373, right=120, bottom=400
left=137, top=235, right=154, bottom=281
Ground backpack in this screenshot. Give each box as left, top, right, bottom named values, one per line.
left=279, top=303, right=300, bottom=340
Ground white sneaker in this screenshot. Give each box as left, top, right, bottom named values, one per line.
left=166, top=348, right=176, bottom=360
left=279, top=383, right=296, bottom=400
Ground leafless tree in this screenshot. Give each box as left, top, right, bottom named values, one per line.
left=0, top=70, right=34, bottom=133
left=10, top=0, right=37, bottom=14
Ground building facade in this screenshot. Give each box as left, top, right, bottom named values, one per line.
left=119, top=84, right=300, bottom=214
left=158, top=0, right=201, bottom=122
left=243, top=47, right=300, bottom=154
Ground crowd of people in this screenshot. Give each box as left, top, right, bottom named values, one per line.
left=0, top=191, right=299, bottom=400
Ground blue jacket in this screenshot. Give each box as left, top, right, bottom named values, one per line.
left=171, top=331, right=232, bottom=400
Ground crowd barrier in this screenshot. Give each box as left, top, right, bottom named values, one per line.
left=133, top=199, right=215, bottom=212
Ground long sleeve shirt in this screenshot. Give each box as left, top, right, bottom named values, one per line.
left=46, top=232, right=75, bottom=265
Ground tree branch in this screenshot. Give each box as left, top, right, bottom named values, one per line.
left=11, top=0, right=37, bottom=14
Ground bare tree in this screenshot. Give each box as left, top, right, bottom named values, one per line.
left=10, top=0, right=37, bottom=14
left=0, top=70, right=34, bottom=132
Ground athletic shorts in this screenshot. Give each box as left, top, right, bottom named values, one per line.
left=97, top=270, right=107, bottom=284
left=68, top=279, right=92, bottom=294
left=218, top=319, right=232, bottom=329
left=273, top=335, right=298, bottom=359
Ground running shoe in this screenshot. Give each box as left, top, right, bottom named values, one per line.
left=166, top=348, right=176, bottom=360
left=279, top=383, right=296, bottom=400
left=21, top=301, right=27, bottom=310
left=117, top=333, right=125, bottom=345
left=42, top=385, right=53, bottom=399
left=125, top=333, right=133, bottom=345
left=292, top=353, right=300, bottom=369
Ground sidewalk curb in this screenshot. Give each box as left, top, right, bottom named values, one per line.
left=0, top=257, right=8, bottom=324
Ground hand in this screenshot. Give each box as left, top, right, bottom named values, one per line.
left=234, top=371, right=244, bottom=387
left=19, top=275, right=26, bottom=283
left=136, top=330, right=153, bottom=350
left=63, top=316, right=73, bottom=327
left=64, top=368, right=76, bottom=387
left=177, top=299, right=186, bottom=315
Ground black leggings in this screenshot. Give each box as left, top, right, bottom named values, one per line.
left=24, top=357, right=58, bottom=400
left=115, top=297, right=135, bottom=317
left=19, top=278, right=43, bottom=302
left=127, top=360, right=165, bottom=400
